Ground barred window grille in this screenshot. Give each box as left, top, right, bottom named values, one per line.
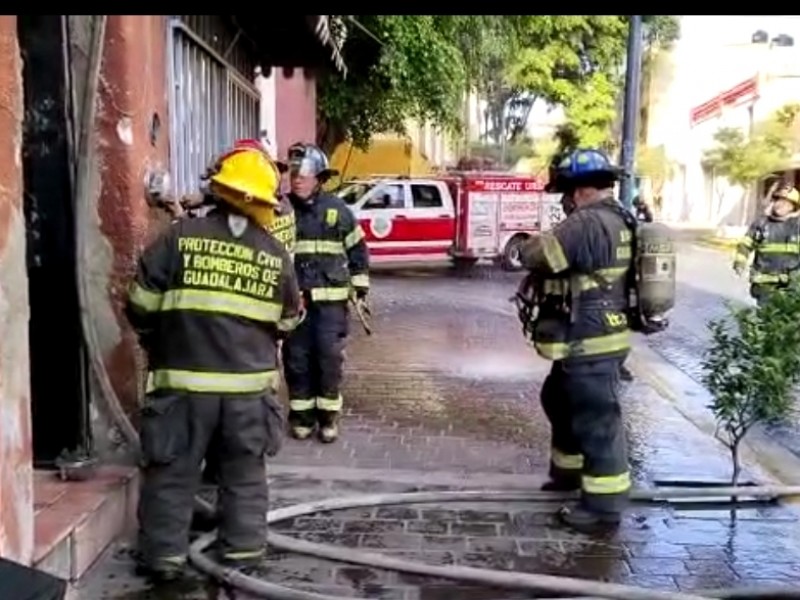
left=168, top=19, right=260, bottom=197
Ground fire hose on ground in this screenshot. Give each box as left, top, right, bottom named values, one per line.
left=74, top=14, right=800, bottom=600
left=187, top=487, right=800, bottom=600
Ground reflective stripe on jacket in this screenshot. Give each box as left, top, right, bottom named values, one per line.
left=734, top=215, right=800, bottom=286
left=125, top=209, right=301, bottom=394
left=521, top=198, right=634, bottom=362
left=291, top=192, right=370, bottom=301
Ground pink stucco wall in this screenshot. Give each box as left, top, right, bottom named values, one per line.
left=96, top=15, right=171, bottom=418
left=274, top=67, right=317, bottom=160
left=0, top=15, right=34, bottom=565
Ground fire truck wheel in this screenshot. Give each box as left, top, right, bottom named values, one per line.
left=452, top=256, right=479, bottom=272
left=501, top=234, right=528, bottom=272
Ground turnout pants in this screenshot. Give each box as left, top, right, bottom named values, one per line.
left=283, top=301, right=348, bottom=430
left=540, top=357, right=631, bottom=514
left=137, top=391, right=284, bottom=568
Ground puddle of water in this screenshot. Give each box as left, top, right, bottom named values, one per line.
left=440, top=351, right=537, bottom=381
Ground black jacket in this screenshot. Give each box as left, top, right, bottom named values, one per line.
left=126, top=209, right=301, bottom=394
left=290, top=191, right=370, bottom=302
left=520, top=197, right=634, bottom=362
left=735, top=213, right=800, bottom=292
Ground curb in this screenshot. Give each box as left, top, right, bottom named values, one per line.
left=628, top=340, right=800, bottom=488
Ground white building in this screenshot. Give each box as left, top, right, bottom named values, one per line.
left=646, top=16, right=800, bottom=232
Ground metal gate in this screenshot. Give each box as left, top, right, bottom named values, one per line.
left=167, top=19, right=260, bottom=197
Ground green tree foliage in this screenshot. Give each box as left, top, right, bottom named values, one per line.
left=636, top=144, right=674, bottom=200
left=508, top=16, right=679, bottom=149
left=639, top=17, right=681, bottom=144
left=702, top=284, right=800, bottom=484
left=318, top=16, right=680, bottom=155
left=643, top=15, right=681, bottom=49
left=468, top=138, right=535, bottom=169
left=562, top=72, right=619, bottom=150
left=439, top=16, right=523, bottom=145
left=316, top=16, right=468, bottom=153
left=316, top=15, right=519, bottom=154
left=471, top=17, right=679, bottom=147
left=527, top=136, right=560, bottom=175
left=703, top=104, right=800, bottom=187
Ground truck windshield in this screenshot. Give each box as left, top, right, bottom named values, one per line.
left=336, top=182, right=375, bottom=205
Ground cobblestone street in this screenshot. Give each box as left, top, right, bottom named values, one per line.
left=80, top=261, right=800, bottom=599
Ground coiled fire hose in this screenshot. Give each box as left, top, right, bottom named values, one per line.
left=75, top=14, right=800, bottom=600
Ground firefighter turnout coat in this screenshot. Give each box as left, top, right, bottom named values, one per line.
left=292, top=192, right=370, bottom=300
left=519, top=196, right=634, bottom=514
left=522, top=197, right=633, bottom=363
left=126, top=209, right=302, bottom=394
left=734, top=213, right=800, bottom=300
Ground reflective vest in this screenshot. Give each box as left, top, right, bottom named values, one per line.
left=532, top=200, right=634, bottom=362
left=734, top=214, right=800, bottom=288
left=291, top=192, right=370, bottom=302
left=126, top=210, right=301, bottom=395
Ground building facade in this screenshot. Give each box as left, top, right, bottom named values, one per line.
left=645, top=16, right=800, bottom=231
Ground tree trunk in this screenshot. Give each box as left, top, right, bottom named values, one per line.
left=729, top=440, right=742, bottom=519
left=463, top=83, right=472, bottom=158
left=730, top=441, right=742, bottom=487
left=317, top=118, right=347, bottom=157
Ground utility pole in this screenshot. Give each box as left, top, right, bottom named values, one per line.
left=619, top=15, right=643, bottom=209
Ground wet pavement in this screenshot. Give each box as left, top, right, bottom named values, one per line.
left=77, top=260, right=800, bottom=599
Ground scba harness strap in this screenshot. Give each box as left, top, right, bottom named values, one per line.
left=607, top=203, right=670, bottom=335
left=511, top=274, right=539, bottom=342
left=512, top=203, right=669, bottom=341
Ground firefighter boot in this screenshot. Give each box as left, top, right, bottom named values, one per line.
left=557, top=504, right=621, bottom=534
left=291, top=425, right=314, bottom=440
left=318, top=409, right=340, bottom=444
left=540, top=477, right=581, bottom=492
left=205, top=541, right=265, bottom=574
left=541, top=460, right=582, bottom=492
left=134, top=555, right=186, bottom=583
left=289, top=408, right=316, bottom=440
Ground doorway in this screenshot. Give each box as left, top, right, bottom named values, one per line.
left=18, top=15, right=90, bottom=467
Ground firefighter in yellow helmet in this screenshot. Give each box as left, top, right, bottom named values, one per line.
left=733, top=184, right=800, bottom=305
left=195, top=141, right=299, bottom=525
left=178, top=139, right=297, bottom=255
left=126, top=145, right=301, bottom=581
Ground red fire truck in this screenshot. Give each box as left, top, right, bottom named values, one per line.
left=336, top=172, right=563, bottom=270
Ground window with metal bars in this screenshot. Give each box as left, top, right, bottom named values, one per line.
left=167, top=19, right=260, bottom=197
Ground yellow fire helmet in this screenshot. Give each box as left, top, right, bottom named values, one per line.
left=208, top=146, right=282, bottom=227
left=774, top=185, right=800, bottom=205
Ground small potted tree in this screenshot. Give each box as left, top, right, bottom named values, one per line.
left=702, top=282, right=800, bottom=486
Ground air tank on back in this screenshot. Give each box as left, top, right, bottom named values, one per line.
left=636, top=221, right=676, bottom=321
